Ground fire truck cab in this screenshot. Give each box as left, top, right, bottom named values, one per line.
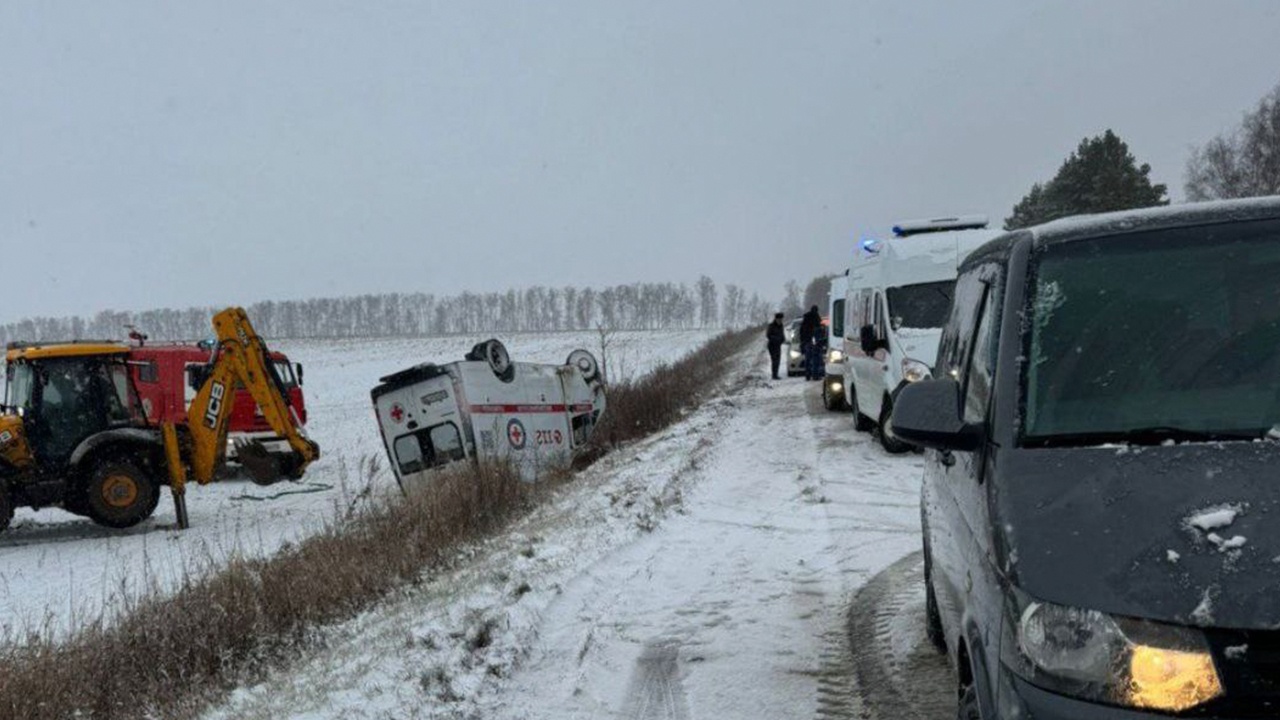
left=128, top=342, right=307, bottom=464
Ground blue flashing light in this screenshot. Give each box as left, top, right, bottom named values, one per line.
left=860, top=238, right=882, bottom=255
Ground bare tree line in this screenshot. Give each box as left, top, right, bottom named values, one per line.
left=1, top=277, right=774, bottom=344
left=1186, top=81, right=1280, bottom=201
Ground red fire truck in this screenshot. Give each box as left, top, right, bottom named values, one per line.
left=128, top=341, right=307, bottom=468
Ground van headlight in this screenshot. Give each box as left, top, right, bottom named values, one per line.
left=901, top=358, right=931, bottom=383
left=789, top=349, right=802, bottom=359
left=827, top=349, right=844, bottom=363
left=1003, top=594, right=1222, bottom=712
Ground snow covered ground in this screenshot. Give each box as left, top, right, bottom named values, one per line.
left=201, top=347, right=936, bottom=720
left=0, top=329, right=719, bottom=639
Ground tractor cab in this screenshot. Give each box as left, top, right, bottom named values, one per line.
left=3, top=343, right=147, bottom=473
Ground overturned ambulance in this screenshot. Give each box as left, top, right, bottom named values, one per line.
left=372, top=339, right=606, bottom=487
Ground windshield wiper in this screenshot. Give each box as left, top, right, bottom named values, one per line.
left=1027, top=426, right=1259, bottom=448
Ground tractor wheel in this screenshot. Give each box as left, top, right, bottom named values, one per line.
left=85, top=458, right=160, bottom=529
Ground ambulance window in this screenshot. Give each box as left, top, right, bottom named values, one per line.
left=393, top=433, right=426, bottom=475
left=429, top=423, right=465, bottom=463
left=831, top=299, right=845, bottom=338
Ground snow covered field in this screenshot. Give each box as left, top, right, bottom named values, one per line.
left=0, top=329, right=720, bottom=639
left=202, top=347, right=935, bottom=720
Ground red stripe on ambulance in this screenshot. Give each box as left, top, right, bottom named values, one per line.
left=469, top=403, right=596, bottom=414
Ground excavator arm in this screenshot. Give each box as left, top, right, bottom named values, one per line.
left=162, top=307, right=320, bottom=528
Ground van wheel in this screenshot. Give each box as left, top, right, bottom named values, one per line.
left=850, top=386, right=875, bottom=431
left=85, top=458, right=160, bottom=529
left=470, top=339, right=513, bottom=381
left=566, top=349, right=601, bottom=383
left=957, top=683, right=982, bottom=720
left=878, top=396, right=912, bottom=454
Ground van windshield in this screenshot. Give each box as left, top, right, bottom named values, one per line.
left=1022, top=219, right=1280, bottom=445
left=886, top=281, right=954, bottom=329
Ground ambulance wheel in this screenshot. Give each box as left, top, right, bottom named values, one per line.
left=566, top=349, right=600, bottom=383
left=471, top=339, right=513, bottom=381
left=85, top=458, right=160, bottom=529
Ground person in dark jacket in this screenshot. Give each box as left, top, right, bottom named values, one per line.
left=799, top=305, right=823, bottom=380
left=766, top=313, right=786, bottom=379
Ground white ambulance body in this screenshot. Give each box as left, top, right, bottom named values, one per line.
left=840, top=215, right=1000, bottom=452
left=371, top=340, right=605, bottom=488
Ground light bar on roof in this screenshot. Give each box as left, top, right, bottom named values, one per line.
left=892, top=214, right=989, bottom=237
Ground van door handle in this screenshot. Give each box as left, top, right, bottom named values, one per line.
left=940, top=450, right=956, bottom=468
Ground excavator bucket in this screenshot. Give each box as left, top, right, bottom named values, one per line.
left=235, top=439, right=289, bottom=486
left=234, top=438, right=316, bottom=485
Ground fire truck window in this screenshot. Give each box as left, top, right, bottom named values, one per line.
left=137, top=361, right=159, bottom=384
left=273, top=361, right=296, bottom=387
left=393, top=433, right=428, bottom=475
left=429, top=423, right=464, bottom=464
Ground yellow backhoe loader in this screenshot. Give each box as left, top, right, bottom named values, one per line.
left=0, top=307, right=319, bottom=530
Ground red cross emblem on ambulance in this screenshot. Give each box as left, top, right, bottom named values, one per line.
left=390, top=403, right=405, bottom=424
left=507, top=418, right=527, bottom=450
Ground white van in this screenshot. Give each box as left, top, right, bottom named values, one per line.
left=371, top=340, right=607, bottom=488
left=822, top=273, right=849, bottom=410
left=841, top=216, right=1000, bottom=452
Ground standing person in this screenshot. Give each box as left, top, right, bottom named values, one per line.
left=766, top=313, right=786, bottom=380
left=813, top=321, right=829, bottom=380
left=800, top=305, right=822, bottom=380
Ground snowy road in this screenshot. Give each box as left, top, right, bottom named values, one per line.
left=493, top=368, right=944, bottom=720
left=203, top=349, right=955, bottom=720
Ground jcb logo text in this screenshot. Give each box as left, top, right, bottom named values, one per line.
left=203, top=382, right=226, bottom=429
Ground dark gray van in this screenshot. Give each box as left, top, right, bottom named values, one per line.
left=892, top=197, right=1280, bottom=719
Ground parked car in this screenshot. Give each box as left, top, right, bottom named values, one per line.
left=892, top=197, right=1280, bottom=719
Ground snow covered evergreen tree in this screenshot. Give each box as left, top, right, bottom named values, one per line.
left=1004, top=129, right=1168, bottom=230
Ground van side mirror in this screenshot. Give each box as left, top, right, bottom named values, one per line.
left=890, top=378, right=983, bottom=452
left=296, top=363, right=304, bottom=386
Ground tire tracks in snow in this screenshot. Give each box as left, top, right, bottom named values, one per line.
left=846, top=551, right=954, bottom=719
left=619, top=639, right=692, bottom=720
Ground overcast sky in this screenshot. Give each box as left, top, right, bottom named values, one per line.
left=2, top=1, right=1276, bottom=324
